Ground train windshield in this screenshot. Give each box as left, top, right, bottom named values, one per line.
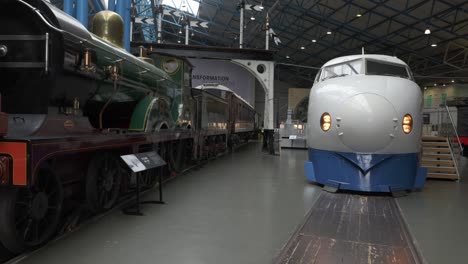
left=366, top=60, right=410, bottom=79
left=320, top=59, right=362, bottom=81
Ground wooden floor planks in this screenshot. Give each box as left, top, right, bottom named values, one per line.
left=276, top=192, right=422, bottom=264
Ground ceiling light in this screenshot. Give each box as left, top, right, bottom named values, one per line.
left=424, top=28, right=431, bottom=34
left=356, top=13, right=362, bottom=17
left=191, top=32, right=195, bottom=37
left=286, top=55, right=290, bottom=59
left=251, top=16, right=255, bottom=20
left=443, top=83, right=446, bottom=87
left=431, top=43, right=437, bottom=47
left=452, top=79, right=455, bottom=83
left=326, top=30, right=332, bottom=35
left=179, top=30, right=182, bottom=34
left=300, top=46, right=305, bottom=50
left=424, top=87, right=427, bottom=90
left=259, top=5, right=264, bottom=10
left=434, top=83, right=437, bottom=86
left=312, top=39, right=316, bottom=43
left=177, top=40, right=181, bottom=43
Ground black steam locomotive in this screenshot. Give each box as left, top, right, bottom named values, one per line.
left=0, top=0, right=258, bottom=254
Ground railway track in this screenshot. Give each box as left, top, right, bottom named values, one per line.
left=275, top=191, right=425, bottom=264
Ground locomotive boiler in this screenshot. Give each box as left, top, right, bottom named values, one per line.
left=304, top=54, right=427, bottom=193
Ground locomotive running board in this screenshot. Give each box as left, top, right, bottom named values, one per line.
left=274, top=192, right=424, bottom=264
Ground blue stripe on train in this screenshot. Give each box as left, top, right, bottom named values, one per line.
left=304, top=148, right=427, bottom=192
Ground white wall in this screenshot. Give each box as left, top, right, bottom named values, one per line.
left=423, top=83, right=468, bottom=108
left=189, top=59, right=256, bottom=106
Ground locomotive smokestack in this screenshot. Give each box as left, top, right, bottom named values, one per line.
left=92, top=11, right=124, bottom=49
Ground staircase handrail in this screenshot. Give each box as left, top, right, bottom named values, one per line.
left=445, top=104, right=464, bottom=154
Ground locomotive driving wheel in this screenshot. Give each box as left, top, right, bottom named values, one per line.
left=0, top=169, right=63, bottom=254
left=86, top=153, right=122, bottom=213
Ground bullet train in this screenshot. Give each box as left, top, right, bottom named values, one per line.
left=304, top=54, right=427, bottom=193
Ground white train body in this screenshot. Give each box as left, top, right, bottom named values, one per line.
left=304, top=54, right=427, bottom=192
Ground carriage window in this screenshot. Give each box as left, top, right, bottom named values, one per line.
left=314, top=69, right=321, bottom=83
left=366, top=60, right=409, bottom=79
left=321, top=59, right=362, bottom=81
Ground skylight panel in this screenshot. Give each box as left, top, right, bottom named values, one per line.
left=162, top=0, right=200, bottom=15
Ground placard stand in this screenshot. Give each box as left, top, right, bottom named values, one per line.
left=120, top=151, right=167, bottom=216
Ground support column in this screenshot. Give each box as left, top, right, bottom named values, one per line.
left=265, top=13, right=270, bottom=50
left=239, top=5, right=244, bottom=49
left=231, top=60, right=275, bottom=129
left=64, top=0, right=74, bottom=16
left=157, top=6, right=162, bottom=43
left=108, top=0, right=116, bottom=11
left=116, top=0, right=131, bottom=51
left=116, top=0, right=124, bottom=15
left=185, top=23, right=189, bottom=45
left=231, top=59, right=275, bottom=154
left=76, top=0, right=88, bottom=28
left=91, top=0, right=104, bottom=12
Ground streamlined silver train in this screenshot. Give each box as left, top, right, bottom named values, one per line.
left=304, top=54, right=427, bottom=192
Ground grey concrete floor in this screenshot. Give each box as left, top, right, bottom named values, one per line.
left=397, top=156, right=468, bottom=264
left=11, top=144, right=468, bottom=264
left=13, top=143, right=321, bottom=264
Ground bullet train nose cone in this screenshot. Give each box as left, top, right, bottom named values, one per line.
left=337, top=93, right=397, bottom=153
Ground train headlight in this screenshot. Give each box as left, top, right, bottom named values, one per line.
left=298, top=124, right=303, bottom=130
left=320, top=113, right=331, bottom=132
left=402, top=114, right=413, bottom=134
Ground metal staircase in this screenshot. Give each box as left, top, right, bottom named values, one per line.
left=421, top=105, right=463, bottom=180
left=421, top=136, right=460, bottom=180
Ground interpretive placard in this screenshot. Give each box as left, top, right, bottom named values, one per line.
left=120, top=151, right=166, bottom=172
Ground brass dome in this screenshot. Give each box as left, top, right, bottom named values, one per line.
left=92, top=11, right=124, bottom=49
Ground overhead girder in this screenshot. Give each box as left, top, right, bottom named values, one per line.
left=277, top=1, right=465, bottom=75
left=64, top=0, right=465, bottom=87
left=262, top=0, right=466, bottom=85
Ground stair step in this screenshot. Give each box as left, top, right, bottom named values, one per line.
left=422, top=160, right=455, bottom=166
left=427, top=172, right=459, bottom=180
left=422, top=148, right=452, bottom=154
left=422, top=136, right=448, bottom=141
left=421, top=154, right=453, bottom=160
left=426, top=166, right=457, bottom=173
left=421, top=142, right=450, bottom=147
